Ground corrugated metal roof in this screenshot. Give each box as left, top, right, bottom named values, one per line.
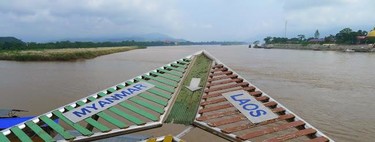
left=193, top=51, right=333, bottom=141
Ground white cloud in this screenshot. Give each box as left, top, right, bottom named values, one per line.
left=283, top=0, right=375, bottom=37
left=0, top=0, right=183, bottom=41
left=0, top=0, right=374, bottom=41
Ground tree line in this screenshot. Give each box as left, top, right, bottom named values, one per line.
left=0, top=37, right=245, bottom=50
left=264, top=27, right=375, bottom=45
left=0, top=40, right=173, bottom=50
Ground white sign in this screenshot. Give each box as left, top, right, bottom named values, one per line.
left=222, top=90, right=278, bottom=124
left=63, top=82, right=154, bottom=123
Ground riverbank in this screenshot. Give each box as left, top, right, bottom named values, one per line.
left=0, top=46, right=143, bottom=61
left=263, top=44, right=375, bottom=52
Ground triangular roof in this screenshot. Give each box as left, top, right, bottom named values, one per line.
left=194, top=51, right=333, bottom=141
left=0, top=51, right=333, bottom=142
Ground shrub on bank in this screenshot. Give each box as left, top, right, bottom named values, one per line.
left=0, top=46, right=140, bottom=61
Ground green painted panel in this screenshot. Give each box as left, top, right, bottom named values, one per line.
left=119, top=103, right=158, bottom=121
left=78, top=99, right=127, bottom=129
left=65, top=105, right=110, bottom=132
left=116, top=84, right=126, bottom=89
left=171, top=63, right=186, bottom=68
left=109, top=107, right=145, bottom=125
left=10, top=127, right=33, bottom=142
left=25, top=122, right=55, bottom=142
left=0, top=133, right=10, bottom=142
left=148, top=89, right=171, bottom=99
left=129, top=98, right=164, bottom=114
left=177, top=60, right=189, bottom=65
left=106, top=88, right=118, bottom=93
left=157, top=68, right=183, bottom=77
left=134, top=78, right=175, bottom=93
left=124, top=82, right=169, bottom=105
left=164, top=66, right=184, bottom=72
left=139, top=93, right=168, bottom=106
left=96, top=92, right=145, bottom=125
left=152, top=84, right=175, bottom=93
left=103, top=87, right=165, bottom=115
left=52, top=111, right=93, bottom=136
left=183, top=58, right=191, bottom=62
left=150, top=72, right=180, bottom=82
left=39, top=116, right=75, bottom=140
left=107, top=88, right=117, bottom=93
left=143, top=75, right=177, bottom=87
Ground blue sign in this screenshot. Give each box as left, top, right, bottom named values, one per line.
left=222, top=90, right=278, bottom=123
left=63, top=82, right=154, bottom=123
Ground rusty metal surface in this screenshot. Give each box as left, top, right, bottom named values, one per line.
left=195, top=63, right=332, bottom=142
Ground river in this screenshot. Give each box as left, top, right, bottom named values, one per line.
left=1, top=45, right=374, bottom=141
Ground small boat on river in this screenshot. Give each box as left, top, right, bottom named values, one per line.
left=344, top=49, right=355, bottom=52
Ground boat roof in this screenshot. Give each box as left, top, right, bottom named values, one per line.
left=0, top=50, right=333, bottom=142
left=141, top=135, right=184, bottom=142
left=54, top=130, right=150, bottom=142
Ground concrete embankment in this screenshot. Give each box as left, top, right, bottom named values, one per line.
left=265, top=44, right=375, bottom=52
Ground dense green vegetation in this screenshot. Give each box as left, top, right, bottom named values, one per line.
left=0, top=37, right=26, bottom=49
left=264, top=27, right=375, bottom=45
left=165, top=54, right=212, bottom=125
left=0, top=36, right=243, bottom=61
left=0, top=46, right=140, bottom=61
left=0, top=40, right=163, bottom=50
left=179, top=41, right=245, bottom=46
left=0, top=37, right=245, bottom=50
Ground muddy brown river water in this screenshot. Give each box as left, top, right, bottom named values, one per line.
left=1, top=45, right=374, bottom=141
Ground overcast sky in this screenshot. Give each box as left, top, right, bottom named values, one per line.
left=1, top=0, right=375, bottom=42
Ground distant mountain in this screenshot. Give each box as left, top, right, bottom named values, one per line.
left=125, top=33, right=186, bottom=42
left=0, top=37, right=24, bottom=43
left=62, top=33, right=187, bottom=42
left=0, top=37, right=26, bottom=49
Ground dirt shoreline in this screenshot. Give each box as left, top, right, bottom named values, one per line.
left=263, top=44, right=375, bottom=52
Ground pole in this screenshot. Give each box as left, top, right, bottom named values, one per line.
left=285, top=20, right=287, bottom=38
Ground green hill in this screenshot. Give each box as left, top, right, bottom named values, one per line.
left=0, top=37, right=24, bottom=43
left=0, top=37, right=25, bottom=49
